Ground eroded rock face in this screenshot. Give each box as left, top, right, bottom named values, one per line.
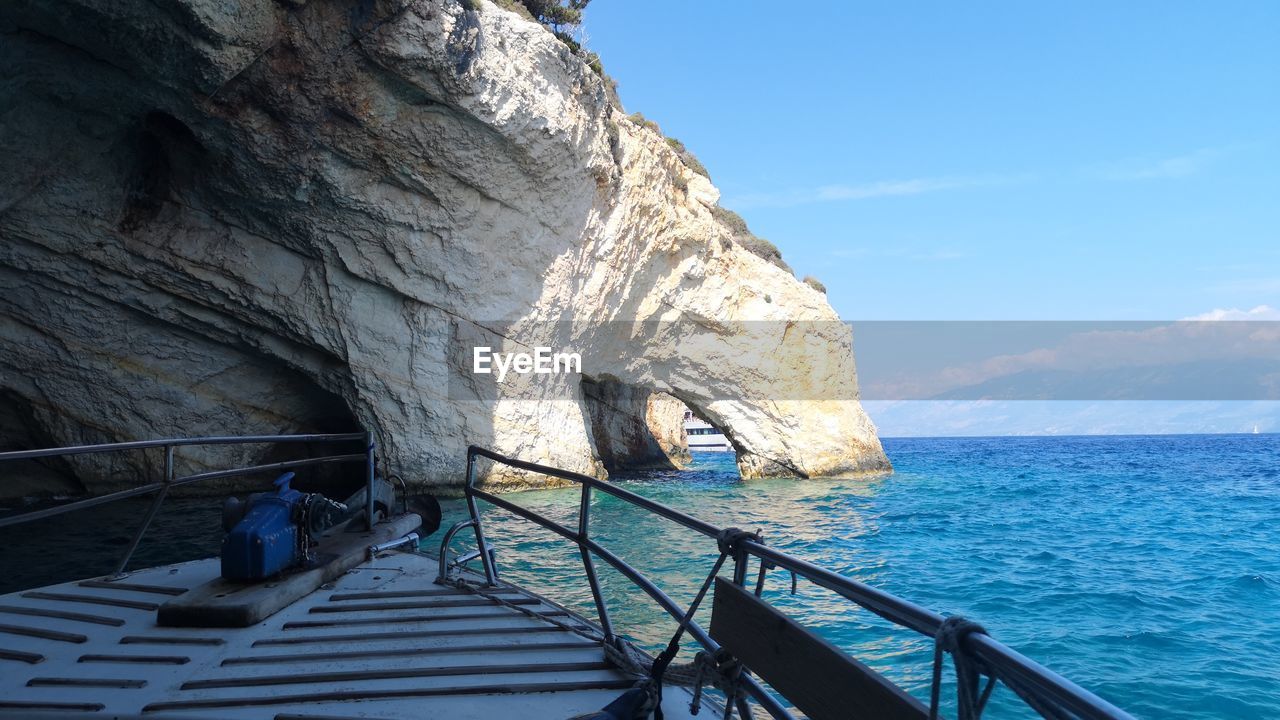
left=583, top=380, right=689, bottom=472
left=0, top=0, right=889, bottom=495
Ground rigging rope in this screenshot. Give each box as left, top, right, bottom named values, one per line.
left=647, top=527, right=758, bottom=719
left=930, top=616, right=996, bottom=720
left=929, top=615, right=1078, bottom=720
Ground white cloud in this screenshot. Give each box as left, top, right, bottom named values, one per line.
left=1206, top=277, right=1280, bottom=296
left=725, top=173, right=1031, bottom=209
left=830, top=246, right=967, bottom=262
left=858, top=319, right=1280, bottom=400
left=866, top=400, right=1280, bottom=437
left=1097, top=146, right=1227, bottom=181
left=1181, top=305, right=1280, bottom=321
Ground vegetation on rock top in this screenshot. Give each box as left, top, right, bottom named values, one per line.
left=487, top=0, right=807, bottom=283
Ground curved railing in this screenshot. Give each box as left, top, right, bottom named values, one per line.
left=0, top=432, right=375, bottom=579
left=447, top=445, right=1134, bottom=720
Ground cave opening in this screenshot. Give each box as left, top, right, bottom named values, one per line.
left=119, top=110, right=207, bottom=232
left=0, top=390, right=85, bottom=501
left=678, top=402, right=736, bottom=455
left=251, top=380, right=366, bottom=498
left=581, top=377, right=690, bottom=472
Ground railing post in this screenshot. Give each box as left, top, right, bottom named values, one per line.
left=578, top=483, right=613, bottom=640
left=109, top=444, right=173, bottom=581
left=732, top=538, right=752, bottom=587
left=465, top=448, right=498, bottom=585
left=437, top=518, right=475, bottom=582
left=365, top=432, right=376, bottom=531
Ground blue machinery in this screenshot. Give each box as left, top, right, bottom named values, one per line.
left=0, top=432, right=375, bottom=580
left=441, top=446, right=1135, bottom=720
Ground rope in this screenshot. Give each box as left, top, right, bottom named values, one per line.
left=446, top=529, right=760, bottom=719
left=930, top=615, right=994, bottom=720
left=452, top=572, right=746, bottom=718
left=687, top=648, right=745, bottom=717
left=929, top=615, right=1080, bottom=720
left=603, top=634, right=740, bottom=692
left=649, top=527, right=758, bottom=719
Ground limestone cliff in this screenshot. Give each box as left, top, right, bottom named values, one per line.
left=0, top=0, right=889, bottom=495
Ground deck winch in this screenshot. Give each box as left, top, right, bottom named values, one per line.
left=219, top=472, right=347, bottom=581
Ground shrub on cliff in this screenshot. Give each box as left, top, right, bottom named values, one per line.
left=712, top=206, right=792, bottom=273
left=803, top=276, right=827, bottom=294
left=665, top=137, right=710, bottom=179
left=739, top=235, right=790, bottom=272
left=712, top=205, right=751, bottom=237
left=505, top=0, right=591, bottom=30
left=628, top=112, right=660, bottom=133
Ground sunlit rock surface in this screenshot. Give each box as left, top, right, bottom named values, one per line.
left=0, top=0, right=888, bottom=495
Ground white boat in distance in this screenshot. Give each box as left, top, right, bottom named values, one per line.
left=684, top=411, right=732, bottom=452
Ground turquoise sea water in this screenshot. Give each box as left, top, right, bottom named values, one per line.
left=439, top=435, right=1280, bottom=719
left=1, top=434, right=1276, bottom=718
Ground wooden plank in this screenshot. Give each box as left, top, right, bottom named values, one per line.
left=0, top=623, right=87, bottom=643
left=709, top=578, right=927, bottom=720
left=158, top=513, right=421, bottom=628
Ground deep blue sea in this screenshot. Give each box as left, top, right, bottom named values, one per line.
left=2, top=434, right=1276, bottom=718
left=438, top=435, right=1280, bottom=719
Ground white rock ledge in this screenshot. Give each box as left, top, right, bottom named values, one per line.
left=0, top=0, right=889, bottom=494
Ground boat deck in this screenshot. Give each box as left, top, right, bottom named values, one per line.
left=0, top=550, right=700, bottom=718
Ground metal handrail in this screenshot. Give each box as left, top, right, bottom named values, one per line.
left=459, top=445, right=1134, bottom=720
left=0, top=432, right=375, bottom=578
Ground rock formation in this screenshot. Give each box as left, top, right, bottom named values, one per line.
left=583, top=381, right=689, bottom=472
left=0, top=0, right=889, bottom=496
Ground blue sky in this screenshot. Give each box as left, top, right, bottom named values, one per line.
left=581, top=2, right=1280, bottom=435
left=583, top=1, right=1279, bottom=321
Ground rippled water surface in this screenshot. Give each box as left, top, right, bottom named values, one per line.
left=441, top=435, right=1280, bottom=719
left=2, top=434, right=1276, bottom=718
